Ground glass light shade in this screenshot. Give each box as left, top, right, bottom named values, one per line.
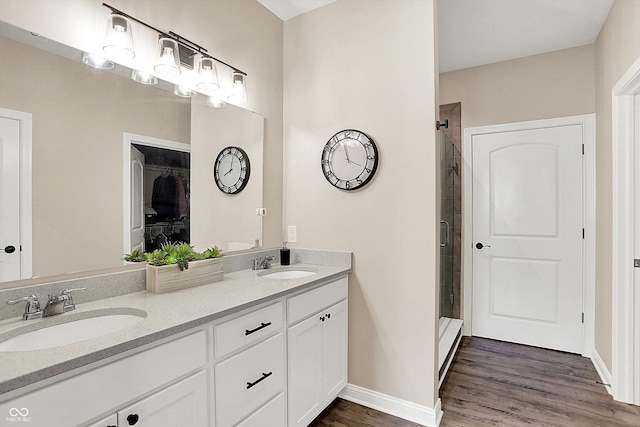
left=174, top=85, right=197, bottom=98
left=154, top=37, right=181, bottom=76
left=82, top=52, right=114, bottom=70
left=196, top=57, right=220, bottom=93
left=205, top=96, right=226, bottom=108
left=102, top=13, right=135, bottom=59
left=131, top=69, right=158, bottom=85
left=228, top=71, right=247, bottom=101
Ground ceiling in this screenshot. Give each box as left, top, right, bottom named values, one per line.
left=438, top=0, right=615, bottom=72
left=258, top=0, right=614, bottom=74
left=256, top=0, right=337, bottom=21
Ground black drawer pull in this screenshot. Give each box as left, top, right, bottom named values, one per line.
left=245, top=322, right=272, bottom=336
left=246, top=371, right=273, bottom=389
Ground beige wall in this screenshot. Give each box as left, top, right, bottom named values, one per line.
left=594, top=0, right=640, bottom=372
left=284, top=0, right=440, bottom=409
left=0, top=35, right=190, bottom=277
left=191, top=97, right=264, bottom=251
left=440, top=45, right=596, bottom=128
left=0, top=0, right=283, bottom=277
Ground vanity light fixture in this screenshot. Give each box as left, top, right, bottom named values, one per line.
left=205, top=96, right=227, bottom=108
left=154, top=37, right=181, bottom=76
left=174, top=84, right=197, bottom=98
left=131, top=69, right=158, bottom=85
left=102, top=13, right=135, bottom=59
left=81, top=52, right=114, bottom=70
left=228, top=71, right=247, bottom=102
left=196, top=57, right=220, bottom=93
left=101, top=3, right=248, bottom=99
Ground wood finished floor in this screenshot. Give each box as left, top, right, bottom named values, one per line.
left=310, top=337, right=640, bottom=426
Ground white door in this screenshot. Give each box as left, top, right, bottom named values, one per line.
left=130, top=146, right=145, bottom=253
left=0, top=116, right=22, bottom=281
left=472, top=124, right=584, bottom=353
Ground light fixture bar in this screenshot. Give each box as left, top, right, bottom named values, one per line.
left=102, top=3, right=247, bottom=76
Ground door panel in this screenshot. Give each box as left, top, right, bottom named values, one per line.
left=130, top=146, right=145, bottom=252
left=0, top=116, right=21, bottom=281
left=472, top=125, right=583, bottom=354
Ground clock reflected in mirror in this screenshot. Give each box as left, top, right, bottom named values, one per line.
left=214, top=146, right=251, bottom=194
left=321, top=129, right=379, bottom=190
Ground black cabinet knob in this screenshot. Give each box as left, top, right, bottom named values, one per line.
left=127, top=413, right=140, bottom=425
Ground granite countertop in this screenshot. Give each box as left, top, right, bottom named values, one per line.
left=0, top=263, right=350, bottom=396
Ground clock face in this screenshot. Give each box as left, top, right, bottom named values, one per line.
left=321, top=129, right=379, bottom=190
left=214, top=146, right=250, bottom=194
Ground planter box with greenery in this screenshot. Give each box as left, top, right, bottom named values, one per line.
left=125, top=243, right=224, bottom=294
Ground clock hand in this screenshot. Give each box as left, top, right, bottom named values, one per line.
left=343, top=143, right=351, bottom=162
left=224, top=156, right=234, bottom=176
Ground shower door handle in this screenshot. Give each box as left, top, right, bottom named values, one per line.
left=440, top=220, right=450, bottom=247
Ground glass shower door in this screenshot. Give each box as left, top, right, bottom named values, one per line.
left=440, top=132, right=455, bottom=319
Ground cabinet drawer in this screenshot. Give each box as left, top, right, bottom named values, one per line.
left=288, top=276, right=348, bottom=324
left=236, top=392, right=286, bottom=427
left=215, top=333, right=285, bottom=427
left=214, top=301, right=283, bottom=359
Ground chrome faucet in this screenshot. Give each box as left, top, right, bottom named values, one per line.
left=43, top=288, right=86, bottom=317
left=250, top=256, right=276, bottom=270
left=6, top=287, right=86, bottom=320
left=7, top=295, right=43, bottom=320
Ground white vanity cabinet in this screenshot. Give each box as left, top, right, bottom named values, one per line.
left=0, top=331, right=208, bottom=427
left=287, top=277, right=348, bottom=427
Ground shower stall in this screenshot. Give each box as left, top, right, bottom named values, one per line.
left=438, top=103, right=463, bottom=387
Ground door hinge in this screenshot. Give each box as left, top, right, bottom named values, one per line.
left=634, top=259, right=640, bottom=268
left=582, top=313, right=585, bottom=323
left=582, top=228, right=585, bottom=239
left=582, top=144, right=585, bottom=155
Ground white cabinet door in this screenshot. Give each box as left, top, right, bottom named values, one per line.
left=117, top=371, right=208, bottom=427
left=87, top=414, right=117, bottom=427
left=287, top=313, right=323, bottom=427
left=321, top=300, right=348, bottom=401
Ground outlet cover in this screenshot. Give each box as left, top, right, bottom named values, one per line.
left=287, top=225, right=297, bottom=243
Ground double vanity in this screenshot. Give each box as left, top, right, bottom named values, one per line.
left=0, top=249, right=351, bottom=427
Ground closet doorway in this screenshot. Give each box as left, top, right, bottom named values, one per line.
left=123, top=133, right=190, bottom=255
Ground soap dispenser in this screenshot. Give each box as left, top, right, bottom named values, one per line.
left=280, top=242, right=290, bottom=266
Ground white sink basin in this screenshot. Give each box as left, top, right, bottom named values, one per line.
left=0, top=308, right=146, bottom=352
left=258, top=267, right=318, bottom=280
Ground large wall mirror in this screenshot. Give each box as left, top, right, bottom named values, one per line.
left=0, top=21, right=264, bottom=285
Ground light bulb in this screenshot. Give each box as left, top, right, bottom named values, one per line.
left=154, top=37, right=181, bottom=76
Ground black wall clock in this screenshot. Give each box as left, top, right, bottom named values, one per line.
left=321, top=129, right=379, bottom=190
left=214, top=146, right=250, bottom=194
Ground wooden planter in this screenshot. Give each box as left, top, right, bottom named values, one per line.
left=146, top=258, right=224, bottom=294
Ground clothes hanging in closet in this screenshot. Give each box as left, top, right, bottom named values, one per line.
left=152, top=173, right=187, bottom=221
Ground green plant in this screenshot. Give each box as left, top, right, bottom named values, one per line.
left=124, top=243, right=223, bottom=271
left=123, top=249, right=146, bottom=263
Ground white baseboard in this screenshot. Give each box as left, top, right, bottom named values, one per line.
left=591, top=347, right=612, bottom=396
left=339, top=384, right=443, bottom=426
